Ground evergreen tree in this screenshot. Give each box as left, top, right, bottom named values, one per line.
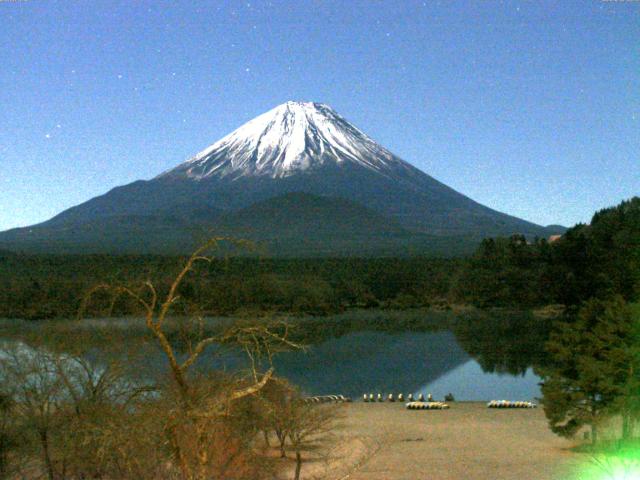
left=614, top=302, right=640, bottom=440
left=539, top=296, right=639, bottom=444
left=550, top=197, right=640, bottom=306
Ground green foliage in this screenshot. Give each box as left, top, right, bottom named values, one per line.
left=0, top=255, right=461, bottom=320
left=553, top=197, right=640, bottom=304
left=453, top=310, right=553, bottom=376
left=459, top=197, right=640, bottom=308
left=457, top=235, right=553, bottom=307
left=539, top=296, right=640, bottom=443
left=1, top=197, right=637, bottom=320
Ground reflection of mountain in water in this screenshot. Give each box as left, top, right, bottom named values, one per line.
left=1, top=311, right=553, bottom=401
left=270, top=330, right=469, bottom=397
left=417, top=362, right=542, bottom=401
left=266, top=312, right=553, bottom=398
left=123, top=329, right=469, bottom=397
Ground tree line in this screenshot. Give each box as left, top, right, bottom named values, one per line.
left=529, top=197, right=639, bottom=450
left=458, top=197, right=639, bottom=309
left=0, top=253, right=461, bottom=320
left=0, top=240, right=339, bottom=480
left=2, top=196, right=639, bottom=454
left=457, top=196, right=640, bottom=449
left=2, top=198, right=636, bottom=322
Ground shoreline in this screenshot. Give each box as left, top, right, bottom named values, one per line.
left=299, top=402, right=585, bottom=480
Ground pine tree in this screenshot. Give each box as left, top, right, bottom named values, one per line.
left=539, top=296, right=639, bottom=444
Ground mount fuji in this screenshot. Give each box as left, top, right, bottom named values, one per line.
left=0, top=101, right=562, bottom=256
left=160, top=101, right=417, bottom=180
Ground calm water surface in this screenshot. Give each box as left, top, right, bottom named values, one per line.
left=0, top=311, right=551, bottom=402
left=270, top=330, right=543, bottom=401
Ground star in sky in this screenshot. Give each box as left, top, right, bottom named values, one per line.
left=2, top=0, right=638, bottom=233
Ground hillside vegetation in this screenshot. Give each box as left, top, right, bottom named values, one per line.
left=0, top=197, right=637, bottom=320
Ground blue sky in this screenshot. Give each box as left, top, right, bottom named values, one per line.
left=1, top=0, right=638, bottom=231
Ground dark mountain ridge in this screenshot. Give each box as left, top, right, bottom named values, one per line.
left=0, top=101, right=564, bottom=256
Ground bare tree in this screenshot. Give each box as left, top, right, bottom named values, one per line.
left=1, top=344, right=67, bottom=480
left=257, top=377, right=299, bottom=458
left=258, top=379, right=340, bottom=480
left=0, top=339, right=160, bottom=480
left=0, top=391, right=18, bottom=479
left=288, top=401, right=340, bottom=480
left=1, top=238, right=306, bottom=479
left=80, top=237, right=303, bottom=480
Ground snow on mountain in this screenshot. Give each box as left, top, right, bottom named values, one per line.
left=161, top=101, right=410, bottom=180
left=0, top=100, right=564, bottom=255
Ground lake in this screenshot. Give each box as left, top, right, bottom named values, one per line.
left=0, top=309, right=552, bottom=402
left=265, top=330, right=543, bottom=401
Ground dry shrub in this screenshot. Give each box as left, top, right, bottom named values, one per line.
left=2, top=239, right=319, bottom=479
left=0, top=391, right=22, bottom=479
left=56, top=402, right=167, bottom=480
left=0, top=340, right=166, bottom=480
left=157, top=373, right=277, bottom=480
left=255, top=377, right=341, bottom=480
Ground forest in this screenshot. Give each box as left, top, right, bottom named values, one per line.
left=1, top=197, right=637, bottom=321
left=0, top=197, right=639, bottom=478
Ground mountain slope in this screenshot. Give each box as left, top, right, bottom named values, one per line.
left=0, top=101, right=562, bottom=256
left=214, top=192, right=423, bottom=256
left=217, top=192, right=407, bottom=239
left=0, top=193, right=479, bottom=256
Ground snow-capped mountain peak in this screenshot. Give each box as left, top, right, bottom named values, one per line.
left=161, top=101, right=407, bottom=180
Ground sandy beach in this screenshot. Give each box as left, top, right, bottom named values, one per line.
left=285, top=402, right=587, bottom=480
